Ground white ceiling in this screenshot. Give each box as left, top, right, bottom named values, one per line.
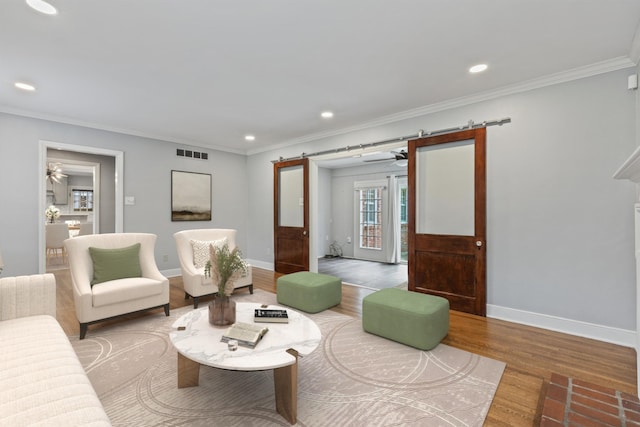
left=2, top=1, right=640, bottom=156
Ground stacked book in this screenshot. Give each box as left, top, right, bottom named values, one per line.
left=254, top=309, right=289, bottom=323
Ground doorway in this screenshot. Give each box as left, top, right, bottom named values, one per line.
left=39, top=140, right=124, bottom=274
left=312, top=146, right=409, bottom=287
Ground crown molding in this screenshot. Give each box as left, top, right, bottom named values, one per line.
left=248, top=56, right=636, bottom=156
left=613, top=145, right=640, bottom=183
left=0, top=107, right=246, bottom=156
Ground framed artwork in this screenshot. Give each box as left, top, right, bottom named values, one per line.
left=171, top=170, right=212, bottom=221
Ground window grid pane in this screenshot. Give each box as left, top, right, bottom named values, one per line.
left=73, top=189, right=93, bottom=211
left=400, top=186, right=407, bottom=224
left=359, top=187, right=382, bottom=249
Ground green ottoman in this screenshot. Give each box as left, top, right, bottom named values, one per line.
left=362, top=288, right=449, bottom=350
left=277, top=271, right=341, bottom=313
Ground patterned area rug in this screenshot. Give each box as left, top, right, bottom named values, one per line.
left=70, top=290, right=505, bottom=426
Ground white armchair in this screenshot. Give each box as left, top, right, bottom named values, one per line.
left=64, top=233, right=170, bottom=339
left=174, top=229, right=253, bottom=308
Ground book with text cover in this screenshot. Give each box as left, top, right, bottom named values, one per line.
left=221, top=322, right=269, bottom=348
left=254, top=309, right=289, bottom=323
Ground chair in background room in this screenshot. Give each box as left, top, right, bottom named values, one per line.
left=64, top=233, right=170, bottom=339
left=45, top=223, right=70, bottom=264
left=174, top=229, right=253, bottom=308
left=77, top=222, right=93, bottom=236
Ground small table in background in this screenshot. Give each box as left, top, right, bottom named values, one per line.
left=67, top=224, right=80, bottom=237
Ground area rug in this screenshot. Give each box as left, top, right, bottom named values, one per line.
left=70, top=290, right=505, bottom=426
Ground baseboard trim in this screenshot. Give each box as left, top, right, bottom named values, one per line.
left=487, top=304, right=635, bottom=348
left=162, top=268, right=182, bottom=278
left=245, top=259, right=274, bottom=271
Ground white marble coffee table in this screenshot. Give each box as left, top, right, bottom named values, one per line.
left=169, top=302, right=321, bottom=424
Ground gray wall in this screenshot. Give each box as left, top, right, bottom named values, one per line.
left=0, top=113, right=249, bottom=275
left=317, top=167, right=332, bottom=257
left=247, top=68, right=637, bottom=333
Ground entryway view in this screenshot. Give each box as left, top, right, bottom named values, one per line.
left=315, top=148, right=409, bottom=290
left=42, top=144, right=120, bottom=273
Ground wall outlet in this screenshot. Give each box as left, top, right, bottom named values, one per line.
left=163, top=254, right=168, bottom=262
left=346, top=236, right=351, bottom=244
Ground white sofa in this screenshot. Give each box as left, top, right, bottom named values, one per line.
left=65, top=233, right=170, bottom=339
left=174, top=228, right=253, bottom=308
left=0, top=273, right=111, bottom=426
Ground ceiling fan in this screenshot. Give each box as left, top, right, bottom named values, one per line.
left=363, top=150, right=408, bottom=166
left=46, top=162, right=67, bottom=184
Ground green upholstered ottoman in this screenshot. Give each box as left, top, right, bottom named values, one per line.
left=277, top=271, right=341, bottom=313
left=362, top=288, right=449, bottom=350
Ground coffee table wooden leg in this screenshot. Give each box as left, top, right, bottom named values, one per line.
left=177, top=352, right=200, bottom=388
left=273, top=348, right=299, bottom=425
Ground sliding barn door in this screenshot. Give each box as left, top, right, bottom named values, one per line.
left=274, top=158, right=309, bottom=273
left=408, top=128, right=487, bottom=316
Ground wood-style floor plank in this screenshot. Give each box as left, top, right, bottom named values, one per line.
left=50, top=266, right=636, bottom=426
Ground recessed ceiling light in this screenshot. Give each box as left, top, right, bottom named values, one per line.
left=14, top=82, right=36, bottom=91
left=244, top=135, right=255, bottom=141
left=469, top=64, right=488, bottom=73
left=26, top=0, right=57, bottom=15
left=321, top=111, right=334, bottom=119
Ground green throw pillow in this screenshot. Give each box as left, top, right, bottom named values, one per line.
left=89, top=243, right=142, bottom=285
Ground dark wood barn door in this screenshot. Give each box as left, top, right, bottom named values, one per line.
left=408, top=128, right=487, bottom=316
left=273, top=158, right=309, bottom=274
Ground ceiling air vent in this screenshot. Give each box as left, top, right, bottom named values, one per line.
left=177, top=149, right=208, bottom=160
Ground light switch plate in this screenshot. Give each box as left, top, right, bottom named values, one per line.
left=125, top=196, right=135, bottom=205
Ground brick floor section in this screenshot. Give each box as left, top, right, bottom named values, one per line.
left=541, top=373, right=640, bottom=426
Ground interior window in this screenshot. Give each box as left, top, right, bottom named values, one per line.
left=358, top=187, right=383, bottom=250
left=72, top=189, right=93, bottom=211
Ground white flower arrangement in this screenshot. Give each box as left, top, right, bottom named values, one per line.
left=45, top=205, right=60, bottom=223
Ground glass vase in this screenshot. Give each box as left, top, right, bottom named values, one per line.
left=208, top=295, right=236, bottom=326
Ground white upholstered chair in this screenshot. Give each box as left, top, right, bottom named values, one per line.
left=174, top=229, right=253, bottom=308
left=64, top=233, right=170, bottom=339
left=46, top=223, right=69, bottom=264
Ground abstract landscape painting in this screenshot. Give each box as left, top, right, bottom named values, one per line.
left=171, top=170, right=211, bottom=221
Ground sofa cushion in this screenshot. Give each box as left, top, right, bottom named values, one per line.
left=89, top=243, right=142, bottom=285
left=191, top=237, right=227, bottom=268
left=91, top=277, right=164, bottom=308
left=0, top=315, right=111, bottom=426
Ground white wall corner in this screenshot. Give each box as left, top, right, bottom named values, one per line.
left=487, top=304, right=636, bottom=348
left=630, top=21, right=640, bottom=65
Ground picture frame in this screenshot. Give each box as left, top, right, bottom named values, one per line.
left=171, top=170, right=212, bottom=221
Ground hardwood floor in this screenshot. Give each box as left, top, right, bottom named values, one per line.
left=318, top=256, right=407, bottom=289
left=51, top=267, right=636, bottom=426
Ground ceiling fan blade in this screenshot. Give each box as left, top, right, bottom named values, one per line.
left=393, top=150, right=408, bottom=160
left=363, top=158, right=394, bottom=163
